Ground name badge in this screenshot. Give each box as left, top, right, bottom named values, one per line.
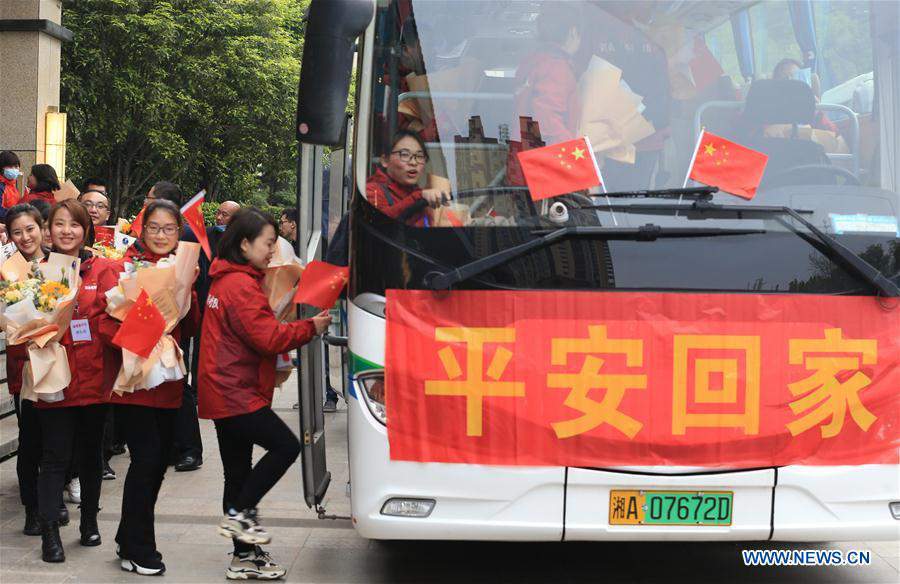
left=70, top=319, right=92, bottom=342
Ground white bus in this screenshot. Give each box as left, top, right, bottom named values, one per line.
left=293, top=0, right=900, bottom=542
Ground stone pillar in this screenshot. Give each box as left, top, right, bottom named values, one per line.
left=0, top=0, right=71, bottom=183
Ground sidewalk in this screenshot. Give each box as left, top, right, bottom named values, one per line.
left=0, top=371, right=360, bottom=583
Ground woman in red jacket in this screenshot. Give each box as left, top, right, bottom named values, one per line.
left=101, top=199, right=200, bottom=576
left=198, top=208, right=330, bottom=581
left=4, top=204, right=50, bottom=535
left=35, top=199, right=117, bottom=563
left=23, top=164, right=61, bottom=205
left=1, top=150, right=23, bottom=211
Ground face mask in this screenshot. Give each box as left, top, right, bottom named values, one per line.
left=791, top=68, right=812, bottom=85
left=215, top=224, right=226, bottom=232
left=2, top=168, right=20, bottom=181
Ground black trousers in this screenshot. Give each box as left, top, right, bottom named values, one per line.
left=37, top=403, right=108, bottom=522
left=214, top=407, right=301, bottom=552
left=13, top=395, right=41, bottom=509
left=174, top=336, right=203, bottom=459
left=115, top=404, right=177, bottom=563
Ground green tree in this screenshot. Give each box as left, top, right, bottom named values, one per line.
left=61, top=0, right=309, bottom=218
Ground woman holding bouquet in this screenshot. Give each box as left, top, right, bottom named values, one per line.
left=35, top=199, right=117, bottom=563
left=4, top=204, right=51, bottom=535
left=198, top=208, right=331, bottom=581
left=102, top=199, right=200, bottom=576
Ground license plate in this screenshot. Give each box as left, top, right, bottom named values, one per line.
left=609, top=490, right=733, bottom=526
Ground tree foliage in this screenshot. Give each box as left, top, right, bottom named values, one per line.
left=61, top=0, right=310, bottom=218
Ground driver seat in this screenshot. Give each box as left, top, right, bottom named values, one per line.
left=736, top=79, right=831, bottom=188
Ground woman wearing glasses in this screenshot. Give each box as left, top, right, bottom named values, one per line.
left=79, top=190, right=111, bottom=227
left=365, top=130, right=449, bottom=226
left=101, top=199, right=200, bottom=576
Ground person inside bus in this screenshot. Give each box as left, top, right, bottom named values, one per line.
left=366, top=130, right=449, bottom=227
left=197, top=208, right=331, bottom=580
left=772, top=58, right=839, bottom=134
left=513, top=5, right=582, bottom=145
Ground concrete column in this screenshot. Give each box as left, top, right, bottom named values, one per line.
left=0, top=0, right=70, bottom=183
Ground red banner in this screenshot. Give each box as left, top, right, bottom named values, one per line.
left=385, top=290, right=900, bottom=467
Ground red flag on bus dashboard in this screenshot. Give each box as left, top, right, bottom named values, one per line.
left=293, top=261, right=349, bottom=309
left=687, top=131, right=768, bottom=200
left=517, top=137, right=603, bottom=201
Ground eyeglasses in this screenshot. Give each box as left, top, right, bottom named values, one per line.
left=82, top=201, right=109, bottom=211
left=144, top=224, right=179, bottom=236
left=391, top=149, right=428, bottom=164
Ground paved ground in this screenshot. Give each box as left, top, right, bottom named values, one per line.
left=1, top=372, right=898, bottom=583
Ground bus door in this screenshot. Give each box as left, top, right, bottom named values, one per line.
left=297, top=141, right=331, bottom=509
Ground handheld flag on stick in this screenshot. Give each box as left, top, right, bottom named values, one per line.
left=293, top=261, right=350, bottom=310
left=112, top=289, right=167, bottom=359
left=517, top=137, right=604, bottom=201
left=181, top=190, right=211, bottom=260
left=685, top=130, right=768, bottom=200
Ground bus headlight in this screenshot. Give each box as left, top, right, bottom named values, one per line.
left=359, top=373, right=386, bottom=425
left=381, top=498, right=435, bottom=518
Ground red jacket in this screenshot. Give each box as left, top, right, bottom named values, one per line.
left=23, top=190, right=55, bottom=205
left=514, top=46, right=578, bottom=145
left=36, top=254, right=119, bottom=409
left=198, top=259, right=316, bottom=419
left=365, top=167, right=427, bottom=226
left=101, top=244, right=201, bottom=409
left=1, top=176, right=21, bottom=209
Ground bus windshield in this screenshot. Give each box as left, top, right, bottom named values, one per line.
left=356, top=0, right=898, bottom=295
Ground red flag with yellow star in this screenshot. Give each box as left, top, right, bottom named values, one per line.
left=293, top=261, right=350, bottom=310
left=688, top=131, right=768, bottom=200
left=517, top=137, right=603, bottom=201
left=112, top=289, right=166, bottom=358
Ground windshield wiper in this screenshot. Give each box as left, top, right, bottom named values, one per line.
left=424, top=224, right=765, bottom=290
left=583, top=198, right=900, bottom=298
left=596, top=185, right=718, bottom=200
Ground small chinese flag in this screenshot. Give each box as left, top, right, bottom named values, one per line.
left=94, top=225, right=115, bottom=246
left=688, top=130, right=768, bottom=200
left=517, top=137, right=603, bottom=201
left=181, top=190, right=212, bottom=260
left=112, top=289, right=167, bottom=358
left=131, top=205, right=146, bottom=238
left=293, top=261, right=350, bottom=310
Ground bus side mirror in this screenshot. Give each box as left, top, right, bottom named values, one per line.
left=296, top=0, right=374, bottom=146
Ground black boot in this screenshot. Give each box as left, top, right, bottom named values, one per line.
left=58, top=502, right=69, bottom=526
left=41, top=520, right=65, bottom=563
left=80, top=510, right=101, bottom=546
left=23, top=507, right=41, bottom=536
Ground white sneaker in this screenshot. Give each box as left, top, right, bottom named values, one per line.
left=65, top=478, right=81, bottom=504
left=218, top=509, right=271, bottom=545
left=226, top=547, right=286, bottom=580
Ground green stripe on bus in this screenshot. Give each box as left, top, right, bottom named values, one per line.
left=350, top=352, right=382, bottom=375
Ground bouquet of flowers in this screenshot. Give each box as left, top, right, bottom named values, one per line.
left=90, top=225, right=126, bottom=260
left=262, top=237, right=305, bottom=386
left=0, top=252, right=81, bottom=402
left=104, top=241, right=200, bottom=395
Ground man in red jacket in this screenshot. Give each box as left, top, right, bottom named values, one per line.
left=1, top=151, right=23, bottom=215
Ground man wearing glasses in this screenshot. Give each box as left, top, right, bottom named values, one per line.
left=79, top=189, right=111, bottom=227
